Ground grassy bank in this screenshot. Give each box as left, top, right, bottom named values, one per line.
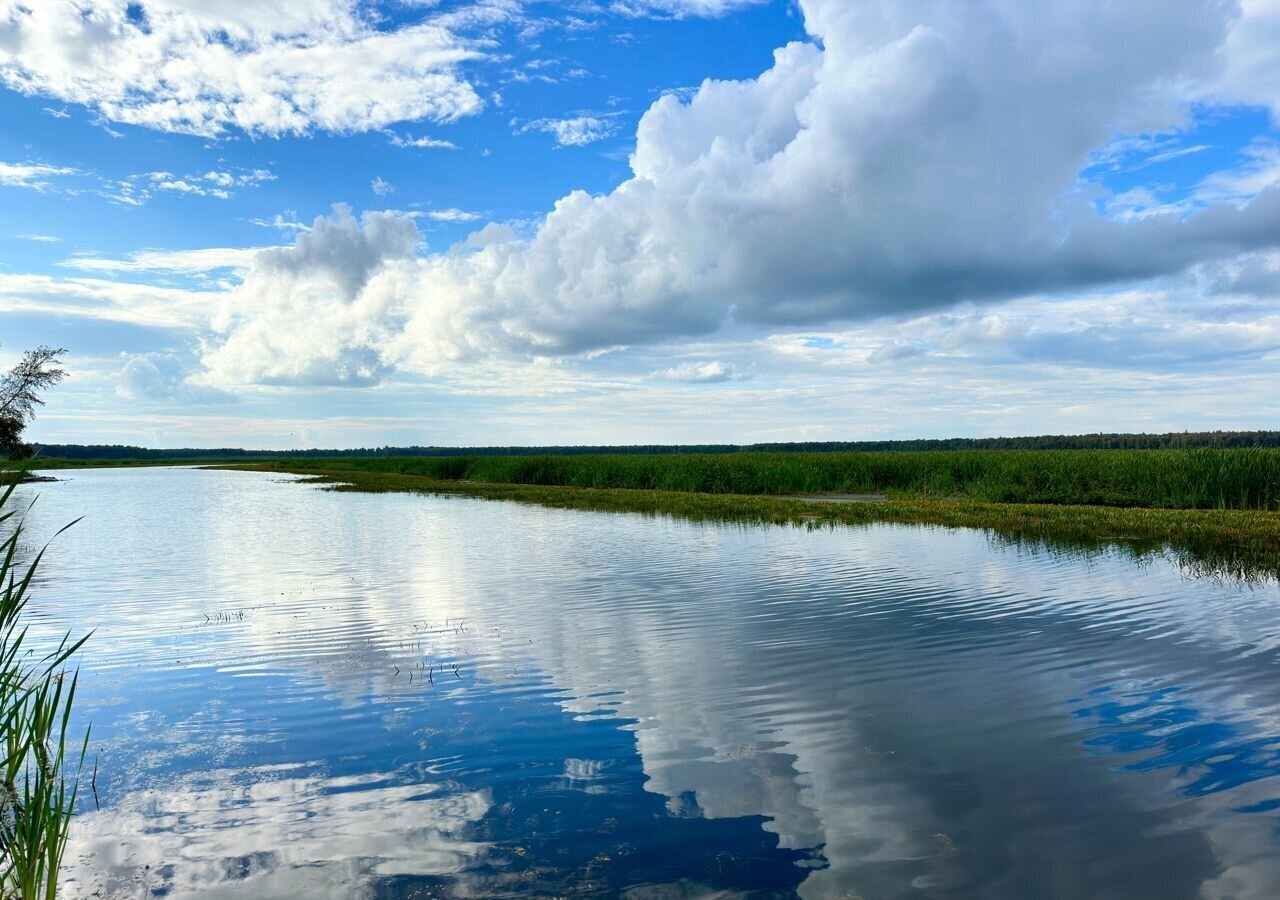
left=267, top=448, right=1280, bottom=510
left=218, top=462, right=1280, bottom=583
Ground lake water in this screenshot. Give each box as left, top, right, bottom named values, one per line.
left=11, top=467, right=1280, bottom=899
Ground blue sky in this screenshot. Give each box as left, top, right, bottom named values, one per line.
left=1, top=0, right=1279, bottom=448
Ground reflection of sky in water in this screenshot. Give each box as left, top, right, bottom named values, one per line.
left=12, top=468, right=1280, bottom=898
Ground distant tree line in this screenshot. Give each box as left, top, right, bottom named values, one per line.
left=31, top=430, right=1280, bottom=460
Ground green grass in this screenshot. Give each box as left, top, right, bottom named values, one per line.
left=217, top=463, right=1280, bottom=584
left=261, top=448, right=1280, bottom=510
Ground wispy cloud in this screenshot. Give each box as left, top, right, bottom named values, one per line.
left=610, top=0, right=763, bottom=19
left=0, top=161, right=79, bottom=191
left=250, top=212, right=311, bottom=233
left=653, top=360, right=748, bottom=383
left=385, top=131, right=459, bottom=150
left=61, top=247, right=265, bottom=275
left=0, top=160, right=272, bottom=205
left=423, top=208, right=483, bottom=222
left=1087, top=137, right=1214, bottom=175
left=140, top=168, right=275, bottom=200
left=517, top=114, right=622, bottom=147
left=1195, top=141, right=1280, bottom=205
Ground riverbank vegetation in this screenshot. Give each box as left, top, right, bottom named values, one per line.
left=218, top=458, right=1280, bottom=583
left=260, top=448, right=1280, bottom=510
left=1, top=474, right=89, bottom=899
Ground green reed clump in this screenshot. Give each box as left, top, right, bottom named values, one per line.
left=278, top=447, right=1280, bottom=510
left=1, top=474, right=89, bottom=900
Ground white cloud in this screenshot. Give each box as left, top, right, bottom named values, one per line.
left=0, top=272, right=211, bottom=331
left=371, top=176, right=396, bottom=197
left=205, top=168, right=274, bottom=188
left=1211, top=0, right=1280, bottom=117
left=518, top=114, right=620, bottom=146
left=14, top=233, right=59, bottom=242
left=11, top=255, right=1280, bottom=441
left=385, top=131, right=459, bottom=150
left=1202, top=250, right=1280, bottom=296
left=611, top=0, right=763, bottom=17
left=0, top=1, right=484, bottom=137
left=424, top=208, right=483, bottom=222
left=62, top=247, right=265, bottom=275
left=250, top=212, right=311, bottom=233
left=164, top=0, right=1280, bottom=390
left=1196, top=141, right=1280, bottom=205
left=756, top=282, right=1280, bottom=375
left=116, top=352, right=234, bottom=404
left=139, top=167, right=275, bottom=200
left=14, top=0, right=1280, bottom=411
left=654, top=360, right=745, bottom=382
left=0, top=160, right=78, bottom=190
left=867, top=341, right=930, bottom=364
left=200, top=206, right=420, bottom=386
left=1, top=159, right=272, bottom=204
left=153, top=178, right=205, bottom=195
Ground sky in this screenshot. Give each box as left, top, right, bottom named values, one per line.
left=1, top=0, right=1279, bottom=449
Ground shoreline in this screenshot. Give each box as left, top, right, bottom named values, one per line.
left=19, top=473, right=60, bottom=483
left=211, top=462, right=1280, bottom=584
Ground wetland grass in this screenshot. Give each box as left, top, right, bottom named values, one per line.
left=266, top=447, right=1280, bottom=511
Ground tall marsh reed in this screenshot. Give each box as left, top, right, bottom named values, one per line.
left=282, top=447, right=1280, bottom=510
left=1, top=474, right=88, bottom=900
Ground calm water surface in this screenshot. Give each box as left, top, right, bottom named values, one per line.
left=12, top=467, right=1280, bottom=899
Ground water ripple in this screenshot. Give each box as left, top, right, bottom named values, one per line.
left=7, top=467, right=1280, bottom=898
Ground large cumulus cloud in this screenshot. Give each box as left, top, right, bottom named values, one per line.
left=199, top=0, right=1280, bottom=386
left=202, top=207, right=420, bottom=385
